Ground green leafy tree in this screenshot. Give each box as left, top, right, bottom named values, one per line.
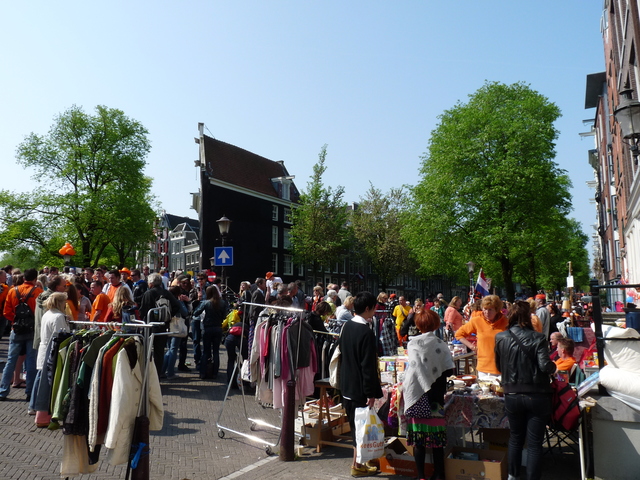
left=514, top=215, right=590, bottom=293
left=351, top=185, right=417, bottom=289
left=0, top=105, right=156, bottom=267
left=290, top=145, right=350, bottom=284
left=403, top=81, right=572, bottom=301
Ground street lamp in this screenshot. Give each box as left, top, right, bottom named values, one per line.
left=613, top=83, right=640, bottom=164
left=216, top=215, right=232, bottom=292
left=59, top=242, right=76, bottom=267
left=466, top=261, right=476, bottom=302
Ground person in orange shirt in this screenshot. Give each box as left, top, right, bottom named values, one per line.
left=91, top=281, right=110, bottom=322
left=103, top=269, right=132, bottom=303
left=554, top=338, right=576, bottom=373
left=1, top=268, right=44, bottom=401
left=455, top=294, right=508, bottom=380
left=0, top=269, right=9, bottom=340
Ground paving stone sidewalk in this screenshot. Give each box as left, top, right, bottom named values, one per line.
left=0, top=337, right=581, bottom=479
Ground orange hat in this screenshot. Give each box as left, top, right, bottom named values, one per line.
left=389, top=294, right=397, bottom=299
left=535, top=294, right=546, bottom=300
left=265, top=272, right=274, bottom=279
left=120, top=268, right=131, bottom=275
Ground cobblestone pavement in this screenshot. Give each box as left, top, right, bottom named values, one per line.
left=0, top=337, right=581, bottom=479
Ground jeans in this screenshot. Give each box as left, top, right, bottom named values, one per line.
left=0, top=331, right=37, bottom=399
left=200, top=326, right=223, bottom=378
left=0, top=316, right=7, bottom=341
left=178, top=317, right=190, bottom=366
left=191, top=318, right=202, bottom=366
left=224, top=333, right=247, bottom=387
left=29, top=369, right=42, bottom=411
left=162, top=336, right=181, bottom=377
left=504, top=392, right=552, bottom=480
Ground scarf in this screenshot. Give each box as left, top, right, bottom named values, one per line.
left=403, top=331, right=455, bottom=411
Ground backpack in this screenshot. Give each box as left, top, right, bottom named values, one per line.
left=154, top=295, right=172, bottom=324
left=13, top=286, right=37, bottom=335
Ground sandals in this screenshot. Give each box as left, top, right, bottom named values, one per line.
left=11, top=381, right=26, bottom=388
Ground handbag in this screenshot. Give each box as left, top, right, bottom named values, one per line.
left=329, top=342, right=341, bottom=389
left=169, top=316, right=188, bottom=338
left=550, top=376, right=581, bottom=431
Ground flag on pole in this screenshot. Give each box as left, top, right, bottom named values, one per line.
left=475, top=268, right=491, bottom=297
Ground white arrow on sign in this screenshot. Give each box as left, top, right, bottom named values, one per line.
left=218, top=250, right=230, bottom=264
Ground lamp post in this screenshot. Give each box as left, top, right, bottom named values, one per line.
left=466, top=261, right=476, bottom=302
left=613, top=83, right=640, bottom=164
left=216, top=215, right=232, bottom=293
left=59, top=242, right=76, bottom=267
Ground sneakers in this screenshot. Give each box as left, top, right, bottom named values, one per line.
left=350, top=464, right=379, bottom=477
left=177, top=364, right=190, bottom=372
left=28, top=408, right=36, bottom=415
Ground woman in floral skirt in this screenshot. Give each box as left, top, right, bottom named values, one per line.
left=403, top=309, right=455, bottom=480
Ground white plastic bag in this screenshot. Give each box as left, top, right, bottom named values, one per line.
left=354, top=406, right=385, bottom=464
left=328, top=344, right=341, bottom=388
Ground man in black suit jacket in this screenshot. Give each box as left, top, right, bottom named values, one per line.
left=339, top=291, right=383, bottom=477
left=250, top=277, right=266, bottom=323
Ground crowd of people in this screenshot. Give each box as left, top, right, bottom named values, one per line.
left=0, top=263, right=585, bottom=480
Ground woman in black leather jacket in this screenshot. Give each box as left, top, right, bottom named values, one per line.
left=494, top=300, right=557, bottom=480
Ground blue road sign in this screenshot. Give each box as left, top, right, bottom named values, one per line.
left=213, top=246, right=234, bottom=266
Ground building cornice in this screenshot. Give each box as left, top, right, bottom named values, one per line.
left=208, top=177, right=296, bottom=207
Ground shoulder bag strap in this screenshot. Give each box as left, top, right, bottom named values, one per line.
left=508, top=329, right=537, bottom=363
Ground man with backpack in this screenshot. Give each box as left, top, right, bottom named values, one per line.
left=1, top=268, right=43, bottom=402
left=139, top=273, right=181, bottom=374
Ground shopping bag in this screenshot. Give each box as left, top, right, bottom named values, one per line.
left=354, top=407, right=385, bottom=464
left=169, top=316, right=188, bottom=338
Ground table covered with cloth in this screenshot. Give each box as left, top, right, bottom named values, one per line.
left=444, top=392, right=509, bottom=429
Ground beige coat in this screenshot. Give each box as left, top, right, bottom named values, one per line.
left=104, top=339, right=163, bottom=465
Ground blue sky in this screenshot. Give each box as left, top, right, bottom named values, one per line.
left=1, top=2, right=604, bottom=265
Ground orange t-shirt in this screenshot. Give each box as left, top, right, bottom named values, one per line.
left=555, top=356, right=576, bottom=372
left=92, top=293, right=110, bottom=322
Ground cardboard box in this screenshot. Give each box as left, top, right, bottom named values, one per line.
left=296, top=411, right=350, bottom=447
left=378, top=437, right=433, bottom=477
left=445, top=446, right=506, bottom=480
left=480, top=428, right=510, bottom=452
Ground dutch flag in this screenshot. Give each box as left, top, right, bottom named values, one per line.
left=475, top=269, right=491, bottom=297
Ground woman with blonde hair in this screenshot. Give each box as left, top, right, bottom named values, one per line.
left=455, top=295, right=508, bottom=380
left=30, top=292, right=69, bottom=421
left=105, top=286, right=136, bottom=323
left=526, top=298, right=543, bottom=333
left=311, top=285, right=324, bottom=312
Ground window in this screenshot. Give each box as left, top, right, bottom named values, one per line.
left=284, top=207, right=293, bottom=224
left=282, top=181, right=290, bottom=201
left=283, top=228, right=291, bottom=249
left=272, top=226, right=279, bottom=248
left=272, top=253, right=278, bottom=273
left=272, top=205, right=279, bottom=221
left=298, top=264, right=305, bottom=276
left=284, top=255, right=293, bottom=275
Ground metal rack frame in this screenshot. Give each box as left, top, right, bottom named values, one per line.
left=215, top=302, right=305, bottom=456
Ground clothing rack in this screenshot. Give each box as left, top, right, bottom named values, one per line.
left=68, top=313, right=165, bottom=480
left=215, top=302, right=305, bottom=458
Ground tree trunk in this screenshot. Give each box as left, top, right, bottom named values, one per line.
left=527, top=252, right=538, bottom=294
left=500, top=256, right=516, bottom=302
